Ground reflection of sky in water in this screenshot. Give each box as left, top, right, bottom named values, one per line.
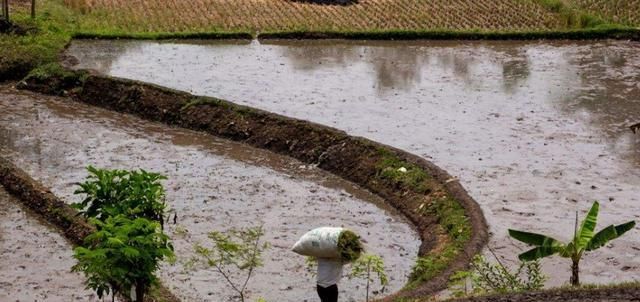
left=71, top=39, right=639, bottom=165
left=67, top=39, right=640, bottom=285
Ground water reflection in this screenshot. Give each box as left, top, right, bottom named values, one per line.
left=65, top=39, right=639, bottom=165
left=558, top=43, right=640, bottom=164
left=500, top=48, right=530, bottom=93
left=273, top=41, right=536, bottom=94
left=63, top=41, right=132, bottom=73
left=276, top=42, right=360, bottom=70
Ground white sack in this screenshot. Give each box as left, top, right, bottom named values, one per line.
left=291, top=227, right=344, bottom=258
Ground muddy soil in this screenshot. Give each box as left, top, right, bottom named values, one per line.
left=0, top=85, right=420, bottom=302
left=0, top=187, right=101, bottom=301
left=65, top=39, right=640, bottom=287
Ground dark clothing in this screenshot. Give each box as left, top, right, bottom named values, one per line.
left=317, top=284, right=338, bottom=302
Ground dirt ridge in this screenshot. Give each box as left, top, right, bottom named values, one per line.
left=17, top=72, right=489, bottom=299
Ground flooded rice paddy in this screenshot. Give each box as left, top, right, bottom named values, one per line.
left=0, top=85, right=419, bottom=302
left=0, top=187, right=100, bottom=301
left=66, top=39, right=640, bottom=287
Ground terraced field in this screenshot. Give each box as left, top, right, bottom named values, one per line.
left=63, top=0, right=568, bottom=33
left=571, top=0, right=640, bottom=26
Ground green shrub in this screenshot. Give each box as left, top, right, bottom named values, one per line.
left=449, top=254, right=546, bottom=297
left=73, top=166, right=168, bottom=226
left=72, top=215, right=175, bottom=302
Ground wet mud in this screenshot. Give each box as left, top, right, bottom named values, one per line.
left=0, top=187, right=100, bottom=301
left=66, top=39, right=640, bottom=287
left=0, top=85, right=420, bottom=302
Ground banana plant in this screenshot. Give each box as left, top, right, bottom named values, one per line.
left=508, top=201, right=635, bottom=286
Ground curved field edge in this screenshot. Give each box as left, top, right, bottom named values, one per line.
left=444, top=283, right=640, bottom=302
left=17, top=67, right=490, bottom=300
left=0, top=157, right=180, bottom=302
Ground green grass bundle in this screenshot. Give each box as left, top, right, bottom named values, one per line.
left=337, top=230, right=364, bottom=262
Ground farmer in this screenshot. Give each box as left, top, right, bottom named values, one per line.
left=292, top=227, right=363, bottom=302
left=316, top=257, right=343, bottom=302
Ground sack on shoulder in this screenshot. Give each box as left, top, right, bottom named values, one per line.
left=291, top=227, right=343, bottom=258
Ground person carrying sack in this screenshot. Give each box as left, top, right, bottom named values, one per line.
left=316, top=257, right=343, bottom=302
left=292, top=227, right=364, bottom=302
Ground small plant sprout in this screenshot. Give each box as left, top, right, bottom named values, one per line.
left=349, top=254, right=388, bottom=302
left=191, top=226, right=269, bottom=302
left=509, top=201, right=635, bottom=286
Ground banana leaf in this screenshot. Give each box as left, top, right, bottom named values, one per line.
left=576, top=201, right=599, bottom=250
left=586, top=221, right=636, bottom=251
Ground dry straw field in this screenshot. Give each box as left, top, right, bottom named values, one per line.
left=573, top=0, right=640, bottom=26
left=63, top=0, right=569, bottom=33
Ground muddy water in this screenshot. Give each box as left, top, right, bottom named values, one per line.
left=0, top=188, right=101, bottom=301
left=0, top=85, right=419, bottom=302
left=66, top=39, right=640, bottom=287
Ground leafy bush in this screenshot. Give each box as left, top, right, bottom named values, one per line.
left=73, top=166, right=168, bottom=226
left=72, top=215, right=175, bottom=302
left=450, top=254, right=546, bottom=297
left=191, top=226, right=269, bottom=302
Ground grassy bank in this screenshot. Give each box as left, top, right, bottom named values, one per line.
left=258, top=26, right=639, bottom=40
left=570, top=0, right=640, bottom=27
left=0, top=0, right=75, bottom=80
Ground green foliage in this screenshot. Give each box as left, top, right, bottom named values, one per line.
left=257, top=27, right=640, bottom=41
left=408, top=195, right=472, bottom=288
left=25, top=62, right=76, bottom=81
left=449, top=254, right=546, bottom=297
left=21, top=61, right=88, bottom=94
left=72, top=31, right=254, bottom=40
left=534, top=0, right=606, bottom=28
left=73, top=166, right=168, bottom=226
left=191, top=226, right=269, bottom=302
left=408, top=245, right=458, bottom=289
left=375, top=150, right=430, bottom=193
left=0, top=0, right=76, bottom=80
left=423, top=196, right=472, bottom=245
left=72, top=215, right=175, bottom=301
left=337, top=230, right=364, bottom=263
left=509, top=201, right=636, bottom=286
left=349, top=254, right=389, bottom=302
